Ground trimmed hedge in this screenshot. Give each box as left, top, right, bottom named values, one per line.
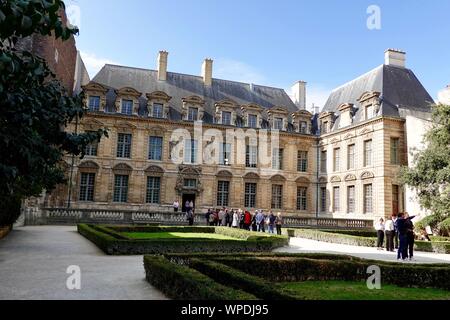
left=143, top=255, right=256, bottom=300
left=78, top=224, right=289, bottom=255
left=110, top=225, right=216, bottom=234
left=288, top=228, right=450, bottom=254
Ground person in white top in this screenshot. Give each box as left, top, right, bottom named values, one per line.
left=374, top=218, right=385, bottom=250
left=173, top=200, right=179, bottom=212
left=384, top=217, right=395, bottom=252
left=232, top=211, right=239, bottom=228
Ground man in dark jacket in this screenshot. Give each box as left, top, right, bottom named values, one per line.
left=405, top=213, right=416, bottom=261
left=396, top=212, right=408, bottom=261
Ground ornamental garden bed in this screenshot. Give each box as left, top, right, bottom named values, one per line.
left=285, top=228, right=450, bottom=254
left=77, top=224, right=289, bottom=255
left=144, top=252, right=450, bottom=300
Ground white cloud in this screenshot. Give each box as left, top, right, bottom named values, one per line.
left=80, top=51, right=120, bottom=78
left=214, top=58, right=267, bottom=84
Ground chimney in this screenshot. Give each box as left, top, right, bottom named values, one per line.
left=202, top=58, right=213, bottom=86
left=292, top=81, right=307, bottom=110
left=385, top=49, right=406, bottom=68
left=157, top=51, right=168, bottom=81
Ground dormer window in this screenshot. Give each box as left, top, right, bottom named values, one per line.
left=182, top=95, right=205, bottom=122
left=146, top=91, right=172, bottom=119
left=319, top=111, right=335, bottom=134
left=292, top=110, right=312, bottom=134
left=215, top=99, right=238, bottom=126
left=115, top=87, right=142, bottom=116
left=322, top=121, right=328, bottom=133
left=273, top=118, right=283, bottom=130
left=300, top=121, right=307, bottom=134
left=121, top=99, right=133, bottom=115
left=188, top=107, right=199, bottom=121
left=358, top=91, right=381, bottom=121
left=152, top=103, right=164, bottom=118
left=248, top=114, right=258, bottom=128
left=88, top=96, right=100, bottom=112
left=222, top=111, right=232, bottom=125
left=365, top=104, right=374, bottom=120
left=267, top=106, right=289, bottom=131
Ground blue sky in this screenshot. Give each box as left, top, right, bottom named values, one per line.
left=67, top=0, right=450, bottom=109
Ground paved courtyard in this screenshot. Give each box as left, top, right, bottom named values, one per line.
left=0, top=226, right=167, bottom=300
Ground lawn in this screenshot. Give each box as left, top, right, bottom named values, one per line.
left=278, top=280, right=450, bottom=300
left=122, top=232, right=243, bottom=241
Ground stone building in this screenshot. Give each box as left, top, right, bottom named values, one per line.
left=46, top=49, right=434, bottom=220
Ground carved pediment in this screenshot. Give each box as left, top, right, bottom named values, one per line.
left=179, top=165, right=202, bottom=176
left=145, top=165, right=164, bottom=175
left=82, top=119, right=104, bottom=130
left=270, top=174, right=286, bottom=182
left=116, top=121, right=137, bottom=131
left=215, top=99, right=237, bottom=109
left=361, top=171, right=375, bottom=180
left=292, top=110, right=312, bottom=119
left=359, top=127, right=373, bottom=135
left=182, top=95, right=205, bottom=105
left=217, top=170, right=233, bottom=178
left=241, top=103, right=264, bottom=112
left=117, top=87, right=142, bottom=97
left=296, top=177, right=311, bottom=184
left=267, top=106, right=289, bottom=115
left=82, top=82, right=108, bottom=93
left=345, top=174, right=357, bottom=181
left=338, top=103, right=354, bottom=112
left=244, top=172, right=260, bottom=180
left=146, top=91, right=172, bottom=102
left=344, top=133, right=355, bottom=140
left=113, top=163, right=133, bottom=172
left=330, top=176, right=342, bottom=183
left=330, top=138, right=341, bottom=144
left=357, top=91, right=381, bottom=103
left=318, top=177, right=328, bottom=184
left=79, top=161, right=99, bottom=170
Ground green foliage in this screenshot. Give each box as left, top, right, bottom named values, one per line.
left=400, top=104, right=450, bottom=234
left=0, top=1, right=107, bottom=226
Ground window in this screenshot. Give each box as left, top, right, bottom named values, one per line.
left=219, top=143, right=231, bottom=165
left=88, top=96, right=100, bottom=112
left=113, top=175, right=129, bottom=203
left=222, top=111, right=232, bottom=125
left=321, top=121, right=328, bottom=134
left=365, top=105, right=374, bottom=120
left=347, top=144, right=355, bottom=170
left=333, top=187, right=340, bottom=213
left=184, top=139, right=198, bottom=164
left=320, top=187, right=327, bottom=212
left=121, top=99, right=133, bottom=115
left=248, top=114, right=257, bottom=128
left=188, top=107, right=198, bottom=121
left=246, top=145, right=258, bottom=168
left=364, top=184, right=373, bottom=214
left=333, top=148, right=340, bottom=172
left=320, top=150, right=327, bottom=173
left=364, top=140, right=372, bottom=167
left=272, top=148, right=283, bottom=170
left=391, top=138, right=400, bottom=165
left=184, top=179, right=197, bottom=188
left=117, top=133, right=132, bottom=158
left=79, top=173, right=95, bottom=201
left=217, top=181, right=230, bottom=207
left=85, top=131, right=98, bottom=156
left=299, top=121, right=308, bottom=134
left=297, top=151, right=308, bottom=172
left=392, top=185, right=399, bottom=216
left=146, top=177, right=160, bottom=204
left=152, top=103, right=164, bottom=118
left=347, top=186, right=355, bottom=213
left=296, top=187, right=307, bottom=211
left=245, top=183, right=257, bottom=208
left=271, top=185, right=283, bottom=209
left=148, top=136, right=163, bottom=161
left=273, top=118, right=283, bottom=130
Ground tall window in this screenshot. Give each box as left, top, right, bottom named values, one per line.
left=272, top=148, right=283, bottom=170
left=188, top=107, right=198, bottom=121
left=121, top=99, right=133, bottom=115
left=222, top=111, right=232, bottom=125
left=390, top=138, right=400, bottom=165
left=79, top=173, right=95, bottom=201
left=365, top=105, right=374, bottom=120
left=85, top=131, right=98, bottom=156
left=364, top=184, right=373, bottom=214
left=347, top=144, right=355, bottom=170
left=347, top=186, right=355, bottom=213
left=149, top=136, right=163, bottom=161
left=113, top=175, right=129, bottom=203
left=248, top=114, right=257, bottom=128
left=364, top=140, right=372, bottom=167
left=246, top=145, right=258, bottom=168
left=297, top=151, right=308, bottom=172
left=146, top=176, right=160, bottom=204
left=296, top=187, right=307, bottom=211
left=219, top=143, right=231, bottom=165
left=152, top=103, right=164, bottom=118
left=392, top=185, right=399, bottom=216
left=321, top=121, right=328, bottom=134
left=117, top=133, right=132, bottom=158
left=217, top=181, right=230, bottom=207
left=333, top=148, right=340, bottom=172
left=271, top=184, right=283, bottom=209
left=244, top=183, right=257, bottom=208
left=273, top=118, right=283, bottom=130
left=320, top=187, right=327, bottom=212
left=184, top=139, right=198, bottom=164
left=299, top=121, right=308, bottom=134
left=333, top=187, right=340, bottom=213
left=88, top=96, right=100, bottom=112
left=320, top=150, right=327, bottom=173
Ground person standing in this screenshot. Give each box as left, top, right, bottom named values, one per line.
left=244, top=210, right=252, bottom=230
left=251, top=212, right=258, bottom=231
left=256, top=210, right=264, bottom=232
left=173, top=200, right=180, bottom=212
left=392, top=214, right=399, bottom=249
left=186, top=209, right=194, bottom=226
left=268, top=211, right=276, bottom=234
left=239, top=209, right=245, bottom=229
left=405, top=213, right=416, bottom=261
left=205, top=209, right=212, bottom=226
left=232, top=210, right=239, bottom=228
left=218, top=208, right=225, bottom=226
left=374, top=218, right=385, bottom=250
left=384, top=216, right=395, bottom=252
left=396, top=212, right=408, bottom=261
left=189, top=200, right=194, bottom=212
left=275, top=212, right=283, bottom=235
left=185, top=200, right=191, bottom=213
left=224, top=209, right=231, bottom=227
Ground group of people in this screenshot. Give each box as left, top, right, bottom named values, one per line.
left=205, top=208, right=284, bottom=235
left=374, top=212, right=426, bottom=261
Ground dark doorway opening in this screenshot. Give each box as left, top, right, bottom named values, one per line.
left=182, top=194, right=196, bottom=213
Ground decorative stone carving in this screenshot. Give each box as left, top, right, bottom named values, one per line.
left=175, top=165, right=203, bottom=196
left=217, top=170, right=233, bottom=178
left=182, top=95, right=205, bottom=121
left=78, top=161, right=100, bottom=170
left=296, top=177, right=310, bottom=184
left=144, top=165, right=164, bottom=176
left=318, top=177, right=328, bottom=184
left=113, top=163, right=133, bottom=173
left=330, top=176, right=342, bottom=183
left=81, top=82, right=108, bottom=113
left=361, top=171, right=375, bottom=180
left=146, top=91, right=171, bottom=119
left=243, top=172, right=260, bottom=180
left=344, top=174, right=357, bottom=181
left=270, top=174, right=286, bottom=182
left=115, top=87, right=142, bottom=115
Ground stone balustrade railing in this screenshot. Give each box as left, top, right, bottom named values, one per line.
left=23, top=208, right=373, bottom=229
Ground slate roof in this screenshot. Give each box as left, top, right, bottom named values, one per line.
left=322, top=64, right=434, bottom=130
left=92, top=64, right=298, bottom=124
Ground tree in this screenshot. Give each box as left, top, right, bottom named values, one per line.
left=0, top=0, right=107, bottom=226
left=400, top=103, right=450, bottom=235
